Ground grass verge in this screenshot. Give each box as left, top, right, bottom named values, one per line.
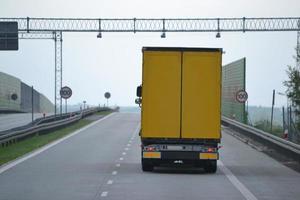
left=0, top=119, right=93, bottom=166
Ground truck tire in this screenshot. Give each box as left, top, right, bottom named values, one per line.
left=204, top=160, right=217, bottom=173
left=142, top=159, right=154, bottom=172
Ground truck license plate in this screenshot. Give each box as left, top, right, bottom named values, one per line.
left=167, top=145, right=183, bottom=150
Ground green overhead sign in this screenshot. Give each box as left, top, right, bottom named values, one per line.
left=0, top=22, right=18, bottom=51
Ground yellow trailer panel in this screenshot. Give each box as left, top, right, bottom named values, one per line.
left=181, top=52, right=221, bottom=139
left=141, top=51, right=181, bottom=138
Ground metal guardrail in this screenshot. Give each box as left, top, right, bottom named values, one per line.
left=0, top=111, right=80, bottom=136
left=222, top=116, right=300, bottom=162
left=2, top=109, right=298, bottom=162
left=0, top=114, right=81, bottom=145
left=0, top=107, right=111, bottom=146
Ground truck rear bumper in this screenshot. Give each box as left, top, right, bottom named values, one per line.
left=143, top=151, right=218, bottom=160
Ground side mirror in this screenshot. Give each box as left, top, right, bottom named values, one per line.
left=135, top=98, right=142, bottom=105
left=136, top=85, right=142, bottom=97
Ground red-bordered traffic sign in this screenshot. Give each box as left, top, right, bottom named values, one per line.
left=60, top=86, right=72, bottom=99
left=236, top=90, right=248, bottom=103
left=104, top=92, right=111, bottom=99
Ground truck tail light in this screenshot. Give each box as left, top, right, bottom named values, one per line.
left=148, top=147, right=155, bottom=151
left=207, top=147, right=215, bottom=153
left=144, top=146, right=156, bottom=151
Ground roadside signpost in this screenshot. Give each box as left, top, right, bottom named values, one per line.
left=236, top=90, right=248, bottom=103
left=11, top=93, right=18, bottom=101
left=60, top=86, right=72, bottom=113
left=104, top=92, right=111, bottom=107
left=83, top=100, right=86, bottom=110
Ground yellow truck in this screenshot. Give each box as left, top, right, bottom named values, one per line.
left=136, top=47, right=222, bottom=173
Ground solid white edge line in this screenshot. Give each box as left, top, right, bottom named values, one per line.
left=135, top=126, right=140, bottom=135
left=0, top=112, right=116, bottom=175
left=131, top=124, right=140, bottom=137
left=219, top=160, right=258, bottom=200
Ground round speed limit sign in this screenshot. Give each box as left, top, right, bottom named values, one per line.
left=236, top=90, right=248, bottom=103
left=60, top=86, right=72, bottom=99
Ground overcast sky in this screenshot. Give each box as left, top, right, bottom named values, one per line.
left=0, top=0, right=299, bottom=107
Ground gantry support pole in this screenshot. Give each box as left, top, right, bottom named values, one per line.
left=54, top=31, right=63, bottom=116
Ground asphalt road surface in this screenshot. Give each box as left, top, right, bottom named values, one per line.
left=0, top=112, right=299, bottom=200
left=0, top=113, right=53, bottom=131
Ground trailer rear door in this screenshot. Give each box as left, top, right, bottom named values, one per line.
left=181, top=51, right=221, bottom=139
left=142, top=51, right=181, bottom=138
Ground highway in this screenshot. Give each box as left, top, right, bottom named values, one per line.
left=0, top=112, right=299, bottom=200
left=0, top=113, right=52, bottom=132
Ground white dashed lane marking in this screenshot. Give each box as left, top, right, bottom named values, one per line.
left=112, top=171, right=118, bottom=175
left=100, top=123, right=140, bottom=198
left=101, top=191, right=108, bottom=197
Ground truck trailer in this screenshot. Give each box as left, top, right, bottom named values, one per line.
left=136, top=47, right=222, bottom=173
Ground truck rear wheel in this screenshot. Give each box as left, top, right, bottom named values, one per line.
left=142, top=159, right=154, bottom=172
left=204, top=160, right=217, bottom=173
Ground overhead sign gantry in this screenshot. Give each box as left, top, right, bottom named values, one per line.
left=0, top=17, right=299, bottom=114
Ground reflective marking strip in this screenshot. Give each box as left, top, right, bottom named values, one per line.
left=143, top=152, right=161, bottom=158
left=122, top=152, right=126, bottom=155
left=219, top=161, right=258, bottom=200
left=0, top=113, right=116, bottom=175
left=120, top=157, right=124, bottom=160
left=101, top=191, right=108, bottom=197
left=112, top=171, right=117, bottom=175
left=116, top=163, right=120, bottom=167
left=199, top=153, right=218, bottom=160
left=107, top=180, right=113, bottom=185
